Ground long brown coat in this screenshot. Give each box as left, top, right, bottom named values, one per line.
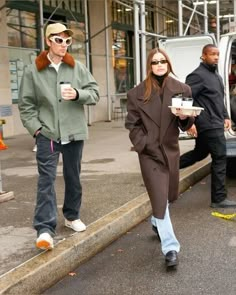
left=125, top=76, right=194, bottom=219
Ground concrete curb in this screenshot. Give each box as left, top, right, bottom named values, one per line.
left=0, top=159, right=211, bottom=295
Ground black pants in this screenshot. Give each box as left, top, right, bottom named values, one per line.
left=34, top=134, right=84, bottom=236
left=180, top=129, right=226, bottom=203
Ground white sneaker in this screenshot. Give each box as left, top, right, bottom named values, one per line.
left=36, top=232, right=54, bottom=250
left=65, top=219, right=86, bottom=232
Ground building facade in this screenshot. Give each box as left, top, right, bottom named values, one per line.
left=0, top=0, right=228, bottom=136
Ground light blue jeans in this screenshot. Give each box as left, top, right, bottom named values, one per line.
left=151, top=203, right=180, bottom=255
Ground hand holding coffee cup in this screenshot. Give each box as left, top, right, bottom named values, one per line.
left=60, top=82, right=77, bottom=100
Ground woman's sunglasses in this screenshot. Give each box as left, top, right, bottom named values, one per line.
left=49, top=36, right=72, bottom=46
left=151, top=60, right=168, bottom=65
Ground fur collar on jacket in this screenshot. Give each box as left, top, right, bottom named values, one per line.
left=35, top=51, right=75, bottom=71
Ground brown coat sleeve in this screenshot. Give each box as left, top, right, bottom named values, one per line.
left=177, top=84, right=195, bottom=131
left=125, top=86, right=147, bottom=154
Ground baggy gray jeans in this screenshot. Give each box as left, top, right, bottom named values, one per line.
left=34, top=134, right=84, bottom=237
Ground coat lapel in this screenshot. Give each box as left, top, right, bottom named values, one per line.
left=159, top=77, right=185, bottom=142
left=137, top=87, right=162, bottom=127
left=135, top=77, right=186, bottom=141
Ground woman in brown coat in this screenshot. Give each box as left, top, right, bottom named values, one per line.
left=125, top=48, right=195, bottom=268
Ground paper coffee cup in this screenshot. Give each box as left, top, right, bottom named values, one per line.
left=60, top=82, right=71, bottom=99
left=182, top=98, right=193, bottom=107
left=172, top=97, right=182, bottom=107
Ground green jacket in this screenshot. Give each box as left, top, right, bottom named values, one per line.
left=18, top=51, right=99, bottom=142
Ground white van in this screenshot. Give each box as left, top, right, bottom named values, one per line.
left=158, top=33, right=236, bottom=176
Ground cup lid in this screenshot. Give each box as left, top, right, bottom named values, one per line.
left=172, top=93, right=183, bottom=98
left=182, top=97, right=193, bottom=101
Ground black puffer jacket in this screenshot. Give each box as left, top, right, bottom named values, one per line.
left=186, top=62, right=229, bottom=134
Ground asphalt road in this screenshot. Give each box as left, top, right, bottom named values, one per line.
left=43, top=174, right=236, bottom=295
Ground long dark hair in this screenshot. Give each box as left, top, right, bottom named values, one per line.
left=144, top=48, right=175, bottom=102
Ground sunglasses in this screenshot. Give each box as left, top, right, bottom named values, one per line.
left=151, top=60, right=168, bottom=65
left=49, top=36, right=72, bottom=46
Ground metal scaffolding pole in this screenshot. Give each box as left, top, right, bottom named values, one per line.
left=216, top=0, right=220, bottom=44
left=140, top=0, right=146, bottom=81
left=178, top=0, right=183, bottom=36
left=203, top=0, right=208, bottom=33
left=39, top=0, right=45, bottom=50
left=84, top=0, right=92, bottom=125
left=104, top=0, right=111, bottom=122
left=134, top=1, right=140, bottom=85
left=134, top=0, right=167, bottom=84
left=234, top=0, right=236, bottom=23
left=183, top=2, right=198, bottom=35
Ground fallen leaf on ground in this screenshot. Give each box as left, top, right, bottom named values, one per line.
left=68, top=272, right=77, bottom=276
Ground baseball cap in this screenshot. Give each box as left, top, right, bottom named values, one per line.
left=45, top=23, right=73, bottom=39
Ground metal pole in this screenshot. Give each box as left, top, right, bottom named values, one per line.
left=183, top=4, right=197, bottom=35
left=43, top=0, right=64, bottom=27
left=216, top=0, right=220, bottom=44
left=134, top=1, right=140, bottom=85
left=203, top=0, right=208, bottom=33
left=182, top=3, right=209, bottom=18
left=39, top=0, right=45, bottom=50
left=113, top=0, right=132, bottom=10
left=234, top=0, right=236, bottom=23
left=104, top=0, right=111, bottom=121
left=178, top=0, right=183, bottom=36
left=84, top=0, right=92, bottom=125
left=140, top=0, right=146, bottom=80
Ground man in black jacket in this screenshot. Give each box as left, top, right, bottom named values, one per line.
left=180, top=44, right=236, bottom=208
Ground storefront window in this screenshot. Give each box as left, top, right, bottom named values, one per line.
left=7, top=9, right=37, bottom=48
left=112, top=2, right=133, bottom=26
left=112, top=29, right=134, bottom=93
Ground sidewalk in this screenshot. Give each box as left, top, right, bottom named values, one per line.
left=0, top=121, right=210, bottom=294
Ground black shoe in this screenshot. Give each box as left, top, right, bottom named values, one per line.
left=165, top=250, right=178, bottom=268
left=152, top=225, right=161, bottom=242
left=211, top=198, right=236, bottom=208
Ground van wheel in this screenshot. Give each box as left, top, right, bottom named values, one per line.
left=226, top=157, right=236, bottom=178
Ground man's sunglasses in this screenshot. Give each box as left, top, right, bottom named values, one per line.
left=151, top=60, right=168, bottom=65
left=49, top=36, right=72, bottom=46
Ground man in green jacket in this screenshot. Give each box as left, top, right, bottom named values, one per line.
left=18, top=22, right=99, bottom=250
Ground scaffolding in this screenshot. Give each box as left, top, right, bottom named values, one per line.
left=121, top=0, right=225, bottom=84
left=178, top=0, right=220, bottom=44
left=2, top=0, right=234, bottom=122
